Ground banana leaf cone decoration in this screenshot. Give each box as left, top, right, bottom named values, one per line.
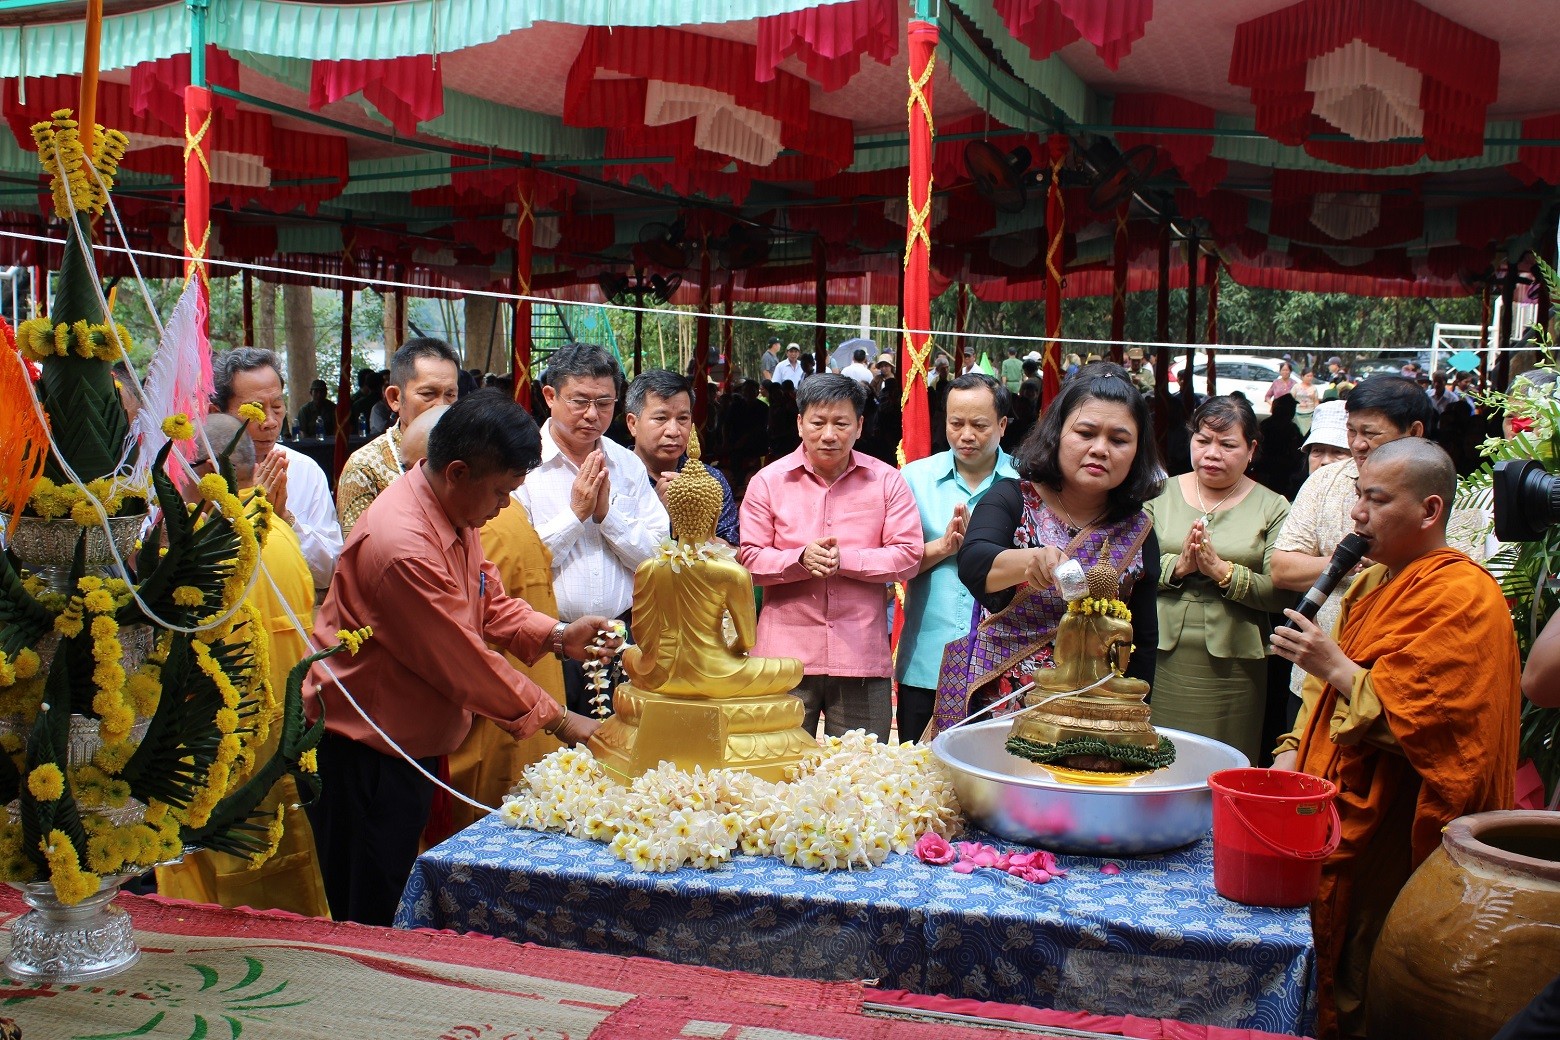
left=0, top=109, right=357, bottom=903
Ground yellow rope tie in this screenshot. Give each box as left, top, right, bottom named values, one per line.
left=903, top=53, right=936, bottom=269
left=900, top=332, right=934, bottom=411
left=183, top=111, right=212, bottom=183
left=182, top=225, right=211, bottom=287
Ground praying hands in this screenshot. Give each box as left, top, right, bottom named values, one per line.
left=802, top=537, right=841, bottom=578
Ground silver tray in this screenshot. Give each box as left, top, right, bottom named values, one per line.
left=933, top=719, right=1249, bottom=855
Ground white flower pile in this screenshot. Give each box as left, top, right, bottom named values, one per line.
left=498, top=731, right=961, bottom=873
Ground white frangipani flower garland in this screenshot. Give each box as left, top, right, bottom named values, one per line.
left=583, top=619, right=628, bottom=718
left=498, top=731, right=962, bottom=873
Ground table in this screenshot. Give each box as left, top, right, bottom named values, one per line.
left=0, top=888, right=1301, bottom=1040
left=399, top=815, right=1317, bottom=1035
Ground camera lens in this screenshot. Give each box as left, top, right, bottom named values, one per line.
left=1494, top=459, right=1560, bottom=542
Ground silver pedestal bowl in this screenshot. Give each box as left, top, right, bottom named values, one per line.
left=933, top=719, right=1249, bottom=855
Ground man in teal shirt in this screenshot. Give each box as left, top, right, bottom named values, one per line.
left=896, top=372, right=1019, bottom=740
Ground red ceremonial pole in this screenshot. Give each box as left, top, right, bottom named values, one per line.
left=1041, top=134, right=1068, bottom=404
left=1109, top=202, right=1128, bottom=363
left=511, top=168, right=536, bottom=403
left=899, top=18, right=938, bottom=464
left=182, top=85, right=213, bottom=294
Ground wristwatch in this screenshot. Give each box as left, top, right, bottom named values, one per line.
left=548, top=620, right=568, bottom=658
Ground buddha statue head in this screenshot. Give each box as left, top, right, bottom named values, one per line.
left=665, top=431, right=722, bottom=546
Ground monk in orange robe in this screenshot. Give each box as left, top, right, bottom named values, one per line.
left=1270, top=439, right=1519, bottom=1040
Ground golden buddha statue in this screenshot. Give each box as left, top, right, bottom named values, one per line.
left=1006, top=559, right=1176, bottom=775
left=587, top=437, right=815, bottom=782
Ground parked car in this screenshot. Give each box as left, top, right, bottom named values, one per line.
left=1188, top=354, right=1287, bottom=415
left=1351, top=354, right=1433, bottom=381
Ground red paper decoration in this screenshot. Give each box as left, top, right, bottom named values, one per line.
left=1229, top=0, right=1499, bottom=168
left=992, top=0, right=1153, bottom=71
left=1113, top=93, right=1227, bottom=196
left=309, top=55, right=444, bottom=138
left=754, top=0, right=898, bottom=91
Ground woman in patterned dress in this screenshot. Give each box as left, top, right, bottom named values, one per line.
left=925, top=363, right=1165, bottom=737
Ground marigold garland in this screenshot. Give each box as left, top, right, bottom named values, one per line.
left=161, top=414, right=195, bottom=441
left=1066, top=596, right=1132, bottom=622
left=236, top=401, right=267, bottom=425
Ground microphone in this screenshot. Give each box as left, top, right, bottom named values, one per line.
left=1278, top=533, right=1371, bottom=631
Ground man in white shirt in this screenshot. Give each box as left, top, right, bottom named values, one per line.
left=773, top=343, right=805, bottom=388
left=212, top=348, right=343, bottom=593
left=518, top=343, right=670, bottom=715
left=840, top=347, right=875, bottom=386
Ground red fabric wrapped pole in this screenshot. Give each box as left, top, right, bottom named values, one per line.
left=182, top=85, right=212, bottom=292
left=511, top=168, right=536, bottom=404
left=1204, top=254, right=1219, bottom=397
left=899, top=19, right=937, bottom=464
left=1041, top=134, right=1068, bottom=405
left=1109, top=202, right=1128, bottom=362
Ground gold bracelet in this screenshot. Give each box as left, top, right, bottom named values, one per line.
left=543, top=712, right=568, bottom=737
left=1217, top=563, right=1236, bottom=589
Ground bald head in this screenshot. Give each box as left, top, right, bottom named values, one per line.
left=400, top=403, right=450, bottom=466
left=1363, top=438, right=1457, bottom=529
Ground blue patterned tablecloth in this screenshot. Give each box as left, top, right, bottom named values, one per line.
left=398, top=816, right=1316, bottom=1036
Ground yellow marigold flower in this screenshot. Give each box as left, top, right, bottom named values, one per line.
left=26, top=763, right=64, bottom=801
left=143, top=801, right=169, bottom=826
left=299, top=748, right=318, bottom=774
left=214, top=707, right=239, bottom=734
left=53, top=610, right=84, bottom=639
left=161, top=413, right=195, bottom=441
left=198, top=472, right=230, bottom=502
left=12, top=650, right=39, bottom=680
left=237, top=401, right=267, bottom=425
left=70, top=499, right=100, bottom=527
left=172, top=585, right=205, bottom=608
left=76, top=575, right=103, bottom=593
left=335, top=626, right=373, bottom=655
left=41, top=830, right=99, bottom=906
left=89, top=614, right=117, bottom=640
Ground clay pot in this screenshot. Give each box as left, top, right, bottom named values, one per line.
left=1368, top=810, right=1560, bottom=1040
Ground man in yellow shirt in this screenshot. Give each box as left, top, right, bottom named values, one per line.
left=156, top=414, right=330, bottom=917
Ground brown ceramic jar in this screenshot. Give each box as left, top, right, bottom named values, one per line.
left=1368, top=810, right=1560, bottom=1040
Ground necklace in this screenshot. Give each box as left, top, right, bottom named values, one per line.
left=1194, top=476, right=1243, bottom=526
left=1049, top=492, right=1107, bottom=533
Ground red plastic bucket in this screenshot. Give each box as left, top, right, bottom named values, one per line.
left=1208, top=768, right=1340, bottom=908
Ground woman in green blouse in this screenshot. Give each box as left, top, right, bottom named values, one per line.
left=1147, top=396, right=1291, bottom=762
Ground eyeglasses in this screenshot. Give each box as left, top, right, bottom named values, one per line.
left=563, top=396, right=616, bottom=413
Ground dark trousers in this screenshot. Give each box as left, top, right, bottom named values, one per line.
left=1494, top=976, right=1560, bottom=1040
left=560, top=608, right=632, bottom=716
left=305, top=730, right=437, bottom=927
left=896, top=682, right=937, bottom=744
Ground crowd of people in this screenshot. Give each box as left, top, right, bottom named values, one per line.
left=152, top=333, right=1538, bottom=1040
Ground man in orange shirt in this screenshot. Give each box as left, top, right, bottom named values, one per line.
left=1270, top=438, right=1520, bottom=1039
left=305, top=389, right=613, bottom=925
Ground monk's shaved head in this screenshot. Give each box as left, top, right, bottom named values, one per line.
left=1360, top=438, right=1457, bottom=530
left=401, top=403, right=450, bottom=466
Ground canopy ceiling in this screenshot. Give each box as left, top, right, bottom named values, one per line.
left=0, top=0, right=1555, bottom=304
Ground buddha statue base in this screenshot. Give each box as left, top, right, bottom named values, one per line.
left=587, top=683, right=818, bottom=784
left=1006, top=693, right=1177, bottom=773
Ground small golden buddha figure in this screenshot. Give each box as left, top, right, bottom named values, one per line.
left=587, top=439, right=815, bottom=782
left=1006, top=560, right=1176, bottom=774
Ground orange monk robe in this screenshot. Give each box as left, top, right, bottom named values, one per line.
left=1289, top=548, right=1520, bottom=1040
left=157, top=517, right=332, bottom=918
left=444, top=501, right=567, bottom=834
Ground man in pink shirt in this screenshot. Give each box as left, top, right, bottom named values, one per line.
left=739, top=375, right=922, bottom=740
left=305, top=389, right=615, bottom=925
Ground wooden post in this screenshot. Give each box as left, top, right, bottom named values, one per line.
left=1203, top=254, right=1219, bottom=398
left=332, top=279, right=355, bottom=479
left=241, top=269, right=254, bottom=346
left=813, top=236, right=828, bottom=375
left=1109, top=202, right=1129, bottom=363
left=1496, top=262, right=1519, bottom=391
left=1183, top=235, right=1199, bottom=390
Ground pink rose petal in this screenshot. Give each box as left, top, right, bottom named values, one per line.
left=1100, top=862, right=1121, bottom=876
left=971, top=849, right=997, bottom=867
left=951, top=860, right=976, bottom=874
